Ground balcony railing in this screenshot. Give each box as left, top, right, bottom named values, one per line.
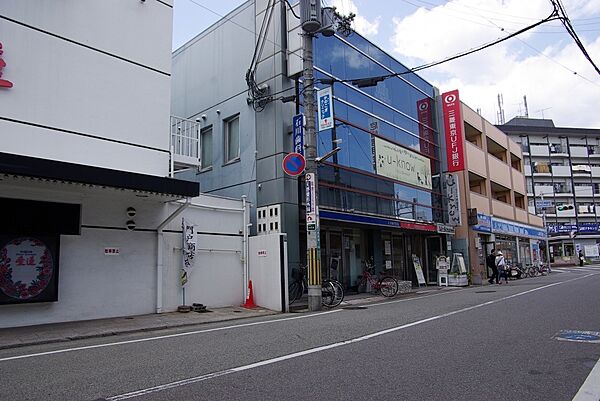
left=170, top=116, right=200, bottom=173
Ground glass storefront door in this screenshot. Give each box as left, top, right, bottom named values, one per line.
left=425, top=236, right=442, bottom=284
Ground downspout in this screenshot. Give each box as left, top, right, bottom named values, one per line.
left=156, top=198, right=191, bottom=313
left=242, top=195, right=249, bottom=301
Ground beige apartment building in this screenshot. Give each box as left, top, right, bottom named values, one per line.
left=451, top=103, right=545, bottom=284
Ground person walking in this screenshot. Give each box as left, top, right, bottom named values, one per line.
left=496, top=251, right=508, bottom=284
left=487, top=249, right=499, bottom=284
left=579, top=250, right=585, bottom=267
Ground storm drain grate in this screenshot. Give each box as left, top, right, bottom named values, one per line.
left=554, top=330, right=600, bottom=343
left=342, top=306, right=368, bottom=310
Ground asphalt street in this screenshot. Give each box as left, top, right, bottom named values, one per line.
left=1, top=266, right=599, bottom=401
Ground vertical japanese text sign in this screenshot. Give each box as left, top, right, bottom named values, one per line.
left=0, top=42, right=14, bottom=88
left=293, top=114, right=304, bottom=155
left=317, top=87, right=334, bottom=131
left=441, top=90, right=465, bottom=172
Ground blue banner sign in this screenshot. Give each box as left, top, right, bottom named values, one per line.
left=547, top=222, right=599, bottom=234
left=472, top=213, right=492, bottom=233
left=293, top=114, right=304, bottom=156
left=492, top=218, right=546, bottom=239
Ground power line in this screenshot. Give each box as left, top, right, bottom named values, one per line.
left=552, top=0, right=600, bottom=75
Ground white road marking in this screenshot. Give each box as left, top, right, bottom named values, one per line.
left=0, top=286, right=463, bottom=362
left=106, top=273, right=598, bottom=400
left=572, top=356, right=600, bottom=401
left=0, top=310, right=342, bottom=362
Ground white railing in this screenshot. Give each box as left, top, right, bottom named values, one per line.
left=170, top=116, right=199, bottom=160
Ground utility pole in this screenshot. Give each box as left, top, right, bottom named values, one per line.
left=540, top=194, right=552, bottom=270
left=299, top=0, right=353, bottom=311
left=300, top=0, right=323, bottom=311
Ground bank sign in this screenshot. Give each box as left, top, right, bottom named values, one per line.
left=441, top=90, right=465, bottom=172
left=371, top=136, right=432, bottom=190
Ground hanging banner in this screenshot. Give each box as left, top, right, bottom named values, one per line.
left=441, top=90, right=465, bottom=172
left=444, top=172, right=461, bottom=226
left=305, top=173, right=317, bottom=230
left=317, top=87, right=334, bottom=131
left=372, top=136, right=432, bottom=190
left=181, top=219, right=197, bottom=286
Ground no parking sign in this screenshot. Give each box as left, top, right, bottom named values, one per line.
left=282, top=152, right=305, bottom=177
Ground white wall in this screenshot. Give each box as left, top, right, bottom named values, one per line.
left=0, top=0, right=173, bottom=176
left=0, top=182, right=246, bottom=328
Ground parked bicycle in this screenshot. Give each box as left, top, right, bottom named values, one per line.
left=357, top=261, right=398, bottom=297
left=288, top=266, right=344, bottom=307
left=529, top=262, right=550, bottom=277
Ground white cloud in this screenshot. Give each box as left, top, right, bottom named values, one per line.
left=389, top=0, right=600, bottom=128
left=332, top=0, right=380, bottom=36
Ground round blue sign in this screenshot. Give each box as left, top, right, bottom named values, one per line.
left=282, top=152, right=306, bottom=177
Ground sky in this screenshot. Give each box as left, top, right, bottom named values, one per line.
left=172, top=0, right=600, bottom=128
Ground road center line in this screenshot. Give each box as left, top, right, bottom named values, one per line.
left=107, top=273, right=598, bottom=400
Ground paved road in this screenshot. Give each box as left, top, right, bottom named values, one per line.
left=1, top=266, right=599, bottom=401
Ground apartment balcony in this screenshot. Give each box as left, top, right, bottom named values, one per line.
left=552, top=165, right=571, bottom=177
left=528, top=214, right=544, bottom=227
left=589, top=146, right=600, bottom=157
left=534, top=185, right=554, bottom=196
left=466, top=142, right=487, bottom=178
left=492, top=199, right=515, bottom=220
left=530, top=145, right=549, bottom=157
left=511, top=168, right=526, bottom=195
left=574, top=186, right=594, bottom=197
left=549, top=145, right=568, bottom=157
left=592, top=167, right=600, bottom=177
left=488, top=156, right=511, bottom=188
left=169, top=116, right=200, bottom=172
left=524, top=165, right=532, bottom=176
left=570, top=146, right=589, bottom=158
left=470, top=191, right=491, bottom=215
left=515, top=207, right=528, bottom=222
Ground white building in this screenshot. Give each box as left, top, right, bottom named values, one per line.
left=0, top=1, right=251, bottom=328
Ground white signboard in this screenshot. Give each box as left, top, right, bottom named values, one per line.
left=584, top=245, right=599, bottom=257
left=372, top=136, right=432, bottom=190
left=412, top=254, right=426, bottom=285
left=305, top=173, right=317, bottom=229
left=444, top=172, right=461, bottom=226
left=317, top=87, right=334, bottom=131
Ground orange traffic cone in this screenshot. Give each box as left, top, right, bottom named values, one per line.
left=242, top=280, right=257, bottom=309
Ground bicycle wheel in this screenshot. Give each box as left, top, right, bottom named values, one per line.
left=321, top=281, right=335, bottom=307
left=323, top=279, right=344, bottom=308
left=379, top=277, right=398, bottom=297
left=530, top=266, right=538, bottom=277
left=288, top=281, right=301, bottom=304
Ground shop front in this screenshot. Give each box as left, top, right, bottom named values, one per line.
left=318, top=211, right=446, bottom=290
left=470, top=213, right=545, bottom=279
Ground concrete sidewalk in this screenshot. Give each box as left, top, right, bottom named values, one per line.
left=0, top=286, right=461, bottom=350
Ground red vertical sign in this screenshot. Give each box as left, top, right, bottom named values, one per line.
left=441, top=90, right=464, bottom=172
left=416, top=98, right=434, bottom=159
left=0, top=42, right=14, bottom=89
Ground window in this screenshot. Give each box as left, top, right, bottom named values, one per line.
left=224, top=115, right=240, bottom=163
left=200, top=126, right=212, bottom=170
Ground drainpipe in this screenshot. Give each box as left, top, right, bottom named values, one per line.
left=242, top=195, right=249, bottom=301
left=156, top=198, right=191, bottom=313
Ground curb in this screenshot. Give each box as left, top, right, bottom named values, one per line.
left=0, top=310, right=278, bottom=351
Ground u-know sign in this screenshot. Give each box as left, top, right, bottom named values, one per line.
left=371, top=136, right=432, bottom=190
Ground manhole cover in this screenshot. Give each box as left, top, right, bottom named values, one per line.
left=475, top=291, right=497, bottom=293
left=342, top=306, right=368, bottom=310
left=554, top=330, right=600, bottom=343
